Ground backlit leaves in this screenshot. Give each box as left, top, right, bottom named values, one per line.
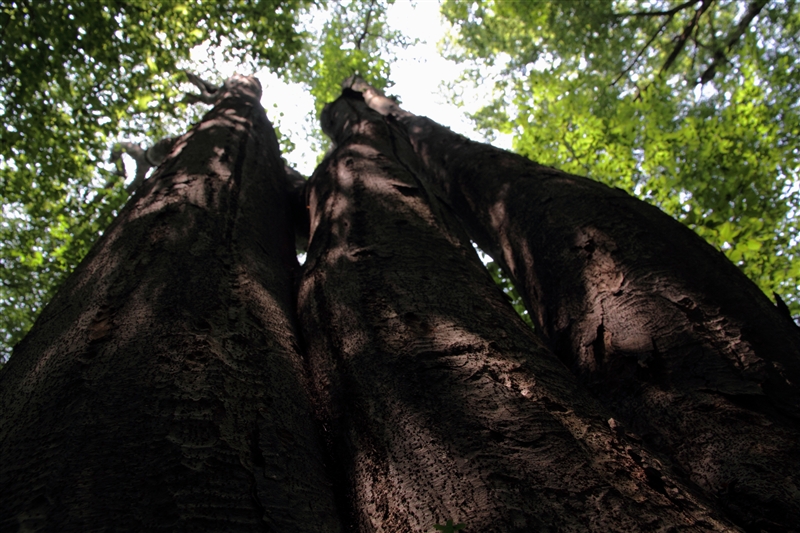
left=287, top=0, right=409, bottom=156
left=443, top=0, right=800, bottom=319
left=0, top=0, right=312, bottom=361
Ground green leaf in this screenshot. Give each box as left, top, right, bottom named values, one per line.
left=0, top=0, right=315, bottom=361
left=433, top=519, right=467, bottom=532
left=444, top=0, right=800, bottom=320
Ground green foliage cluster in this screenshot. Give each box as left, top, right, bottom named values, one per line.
left=292, top=0, right=404, bottom=113
left=433, top=519, right=466, bottom=532
left=3, top=0, right=798, bottom=363
left=473, top=244, right=534, bottom=329
left=0, top=0, right=312, bottom=361
left=442, top=0, right=800, bottom=317
left=287, top=0, right=410, bottom=157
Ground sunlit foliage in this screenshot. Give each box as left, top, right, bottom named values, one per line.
left=4, top=0, right=797, bottom=363
left=289, top=0, right=410, bottom=155
left=297, top=0, right=403, bottom=110
left=0, top=0, right=312, bottom=361
left=442, top=0, right=800, bottom=318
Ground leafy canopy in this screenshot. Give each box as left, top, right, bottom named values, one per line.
left=0, top=0, right=312, bottom=362
left=4, top=0, right=797, bottom=363
left=0, top=0, right=415, bottom=363
left=442, top=0, right=800, bottom=317
left=288, top=0, right=409, bottom=155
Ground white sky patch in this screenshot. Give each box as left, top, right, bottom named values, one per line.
left=386, top=1, right=513, bottom=150
left=186, top=1, right=513, bottom=176
left=257, top=71, right=317, bottom=175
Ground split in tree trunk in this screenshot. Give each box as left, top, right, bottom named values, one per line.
left=351, top=78, right=800, bottom=531
left=0, top=75, right=342, bottom=532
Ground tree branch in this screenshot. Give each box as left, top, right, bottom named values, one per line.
left=612, top=14, right=675, bottom=86
left=613, top=0, right=702, bottom=18
left=343, top=75, right=412, bottom=119
left=699, top=0, right=769, bottom=83
left=183, top=71, right=220, bottom=104
left=109, top=136, right=179, bottom=192
left=354, top=0, right=377, bottom=51
left=108, top=73, right=242, bottom=194
left=660, top=0, right=715, bottom=77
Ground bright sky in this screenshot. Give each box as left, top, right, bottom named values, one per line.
left=255, top=0, right=511, bottom=176
left=123, top=1, right=510, bottom=192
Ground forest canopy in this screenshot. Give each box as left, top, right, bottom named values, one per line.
left=1, top=0, right=798, bottom=362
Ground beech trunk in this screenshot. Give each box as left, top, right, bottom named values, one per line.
left=4, top=73, right=798, bottom=533
left=0, top=77, right=341, bottom=532
left=353, top=81, right=800, bottom=532
left=297, top=88, right=741, bottom=532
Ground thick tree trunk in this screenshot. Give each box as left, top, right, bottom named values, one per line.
left=0, top=76, right=341, bottom=532
left=353, top=82, right=800, bottom=531
left=297, top=89, right=738, bottom=532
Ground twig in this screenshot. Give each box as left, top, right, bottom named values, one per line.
left=699, top=0, right=769, bottom=83
left=612, top=14, right=675, bottom=86
left=354, top=0, right=377, bottom=51
left=562, top=132, right=592, bottom=175
left=613, top=0, right=702, bottom=18
left=183, top=71, right=220, bottom=104
left=660, top=0, right=715, bottom=76
left=109, top=136, right=179, bottom=192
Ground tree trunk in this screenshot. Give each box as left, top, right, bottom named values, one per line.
left=353, top=82, right=800, bottom=531
left=297, top=88, right=738, bottom=533
left=0, top=76, right=342, bottom=532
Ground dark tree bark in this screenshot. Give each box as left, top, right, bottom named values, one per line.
left=351, top=81, right=800, bottom=532
left=0, top=76, right=341, bottom=532
left=297, top=89, right=739, bottom=532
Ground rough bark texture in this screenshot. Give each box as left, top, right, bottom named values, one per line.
left=0, top=76, right=341, bottom=532
left=353, top=83, right=800, bottom=532
left=297, top=90, right=739, bottom=533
